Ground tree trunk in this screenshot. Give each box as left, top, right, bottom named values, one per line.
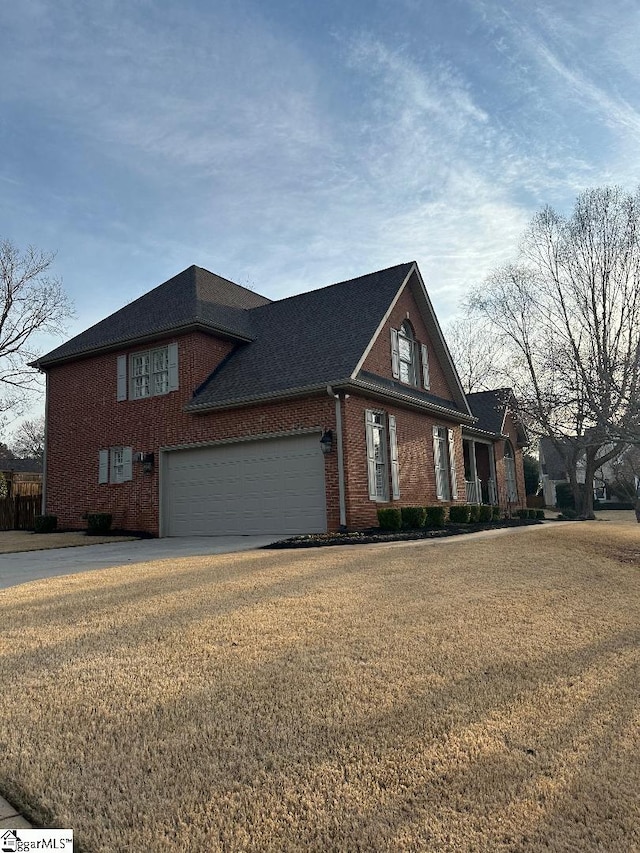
left=578, top=448, right=598, bottom=519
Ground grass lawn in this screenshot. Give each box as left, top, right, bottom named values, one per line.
left=0, top=521, right=638, bottom=852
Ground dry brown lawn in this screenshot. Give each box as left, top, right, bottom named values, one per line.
left=0, top=531, right=136, bottom=554
left=0, top=522, right=638, bottom=852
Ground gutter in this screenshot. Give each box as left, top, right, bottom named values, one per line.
left=327, top=385, right=347, bottom=529
left=31, top=321, right=255, bottom=369
left=42, top=373, right=49, bottom=516
left=187, top=377, right=477, bottom=423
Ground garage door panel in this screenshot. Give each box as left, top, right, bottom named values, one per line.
left=164, top=434, right=327, bottom=536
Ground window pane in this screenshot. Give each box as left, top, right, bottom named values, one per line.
left=133, top=376, right=149, bottom=398
left=153, top=348, right=168, bottom=372
left=398, top=337, right=411, bottom=361
left=154, top=371, right=168, bottom=395
left=132, top=354, right=149, bottom=377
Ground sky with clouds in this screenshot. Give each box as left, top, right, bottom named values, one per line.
left=2, top=0, right=639, bottom=355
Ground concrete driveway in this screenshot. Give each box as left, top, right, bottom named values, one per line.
left=0, top=536, right=282, bottom=590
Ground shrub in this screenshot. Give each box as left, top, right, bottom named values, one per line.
left=448, top=504, right=470, bottom=523
left=528, top=508, right=537, bottom=519
left=34, top=514, right=57, bottom=534
left=516, top=508, right=529, bottom=519
left=555, top=482, right=576, bottom=509
left=478, top=505, right=492, bottom=522
left=377, top=507, right=401, bottom=531
left=424, top=506, right=446, bottom=528
left=535, top=509, right=545, bottom=519
left=491, top=505, right=501, bottom=520
left=87, top=513, right=113, bottom=535
left=401, top=506, right=426, bottom=529
left=468, top=504, right=480, bottom=523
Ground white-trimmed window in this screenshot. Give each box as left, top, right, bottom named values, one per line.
left=99, top=447, right=132, bottom=484
left=504, top=441, right=518, bottom=503
left=117, top=342, right=178, bottom=402
left=391, top=323, right=430, bottom=390
left=365, top=410, right=400, bottom=501
left=433, top=426, right=458, bottom=501
left=398, top=322, right=417, bottom=386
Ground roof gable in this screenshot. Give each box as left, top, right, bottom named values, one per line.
left=37, top=266, right=270, bottom=366
left=354, top=266, right=470, bottom=414
left=466, top=388, right=528, bottom=444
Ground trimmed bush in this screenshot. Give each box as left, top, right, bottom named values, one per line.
left=34, top=515, right=57, bottom=534
left=491, top=505, right=501, bottom=520
left=448, top=504, right=470, bottom=523
left=478, top=505, right=492, bottom=522
left=527, top=509, right=537, bottom=519
left=468, top=504, right=480, bottom=523
left=401, top=506, right=426, bottom=529
left=424, top=506, right=446, bottom=528
left=555, top=482, right=575, bottom=509
left=87, top=513, right=113, bottom=535
left=535, top=509, right=545, bottom=519
left=516, top=508, right=529, bottom=519
left=377, top=507, right=402, bottom=531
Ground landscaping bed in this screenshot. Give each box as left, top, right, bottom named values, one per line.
left=267, top=517, right=543, bottom=548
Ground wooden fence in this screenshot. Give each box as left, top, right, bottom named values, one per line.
left=0, top=494, right=42, bottom=531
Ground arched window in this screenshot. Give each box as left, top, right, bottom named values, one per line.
left=398, top=321, right=417, bottom=386
left=504, top=441, right=518, bottom=503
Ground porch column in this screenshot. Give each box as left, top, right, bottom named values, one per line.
left=469, top=439, right=478, bottom=484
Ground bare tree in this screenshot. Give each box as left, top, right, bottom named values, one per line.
left=607, top=446, right=640, bottom=501
left=443, top=317, right=506, bottom=394
left=11, top=415, right=45, bottom=461
left=469, top=186, right=640, bottom=518
left=0, top=238, right=72, bottom=416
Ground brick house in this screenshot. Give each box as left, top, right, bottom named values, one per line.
left=35, top=261, right=526, bottom=535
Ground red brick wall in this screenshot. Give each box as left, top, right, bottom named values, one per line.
left=492, top=411, right=527, bottom=510
left=45, top=331, right=339, bottom=534
left=361, top=284, right=456, bottom=402
left=341, top=394, right=466, bottom=529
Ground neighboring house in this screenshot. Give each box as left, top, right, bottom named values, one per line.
left=0, top=458, right=43, bottom=497
left=35, top=262, right=526, bottom=536
left=539, top=437, right=623, bottom=506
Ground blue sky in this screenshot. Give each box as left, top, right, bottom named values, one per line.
left=2, top=0, right=639, bottom=362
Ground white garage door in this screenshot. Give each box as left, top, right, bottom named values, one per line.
left=163, top=433, right=327, bottom=536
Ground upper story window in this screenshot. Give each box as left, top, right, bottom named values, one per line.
left=391, top=322, right=430, bottom=390
left=131, top=347, right=169, bottom=399
left=116, top=342, right=178, bottom=402
left=398, top=322, right=417, bottom=386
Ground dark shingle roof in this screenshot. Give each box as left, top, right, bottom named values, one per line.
left=466, top=389, right=511, bottom=434
left=187, top=263, right=415, bottom=409
left=0, top=458, right=43, bottom=473
left=37, top=266, right=270, bottom=366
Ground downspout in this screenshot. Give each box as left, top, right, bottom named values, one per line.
left=41, top=371, right=49, bottom=516
left=327, top=386, right=347, bottom=529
